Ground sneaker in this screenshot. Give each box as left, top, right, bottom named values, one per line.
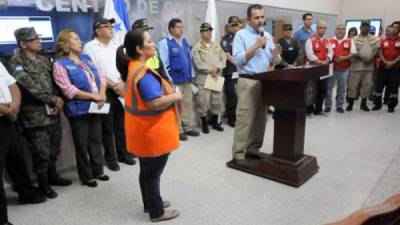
left=324, top=107, right=331, bottom=113
left=336, top=107, right=345, bottom=113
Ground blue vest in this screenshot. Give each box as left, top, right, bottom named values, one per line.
left=167, top=38, right=192, bottom=84
left=57, top=54, right=101, bottom=118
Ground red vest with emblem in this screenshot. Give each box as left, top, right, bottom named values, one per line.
left=124, top=60, right=180, bottom=158
left=331, top=38, right=352, bottom=70
left=380, top=36, right=400, bottom=68
left=310, top=35, right=330, bottom=62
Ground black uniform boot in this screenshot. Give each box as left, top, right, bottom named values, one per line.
left=37, top=173, right=58, bottom=199
left=48, top=165, right=72, bottom=186
left=360, top=98, right=370, bottom=112
left=200, top=117, right=209, bottom=134
left=346, top=98, right=354, bottom=111
left=211, top=115, right=224, bottom=131
left=372, top=95, right=382, bottom=111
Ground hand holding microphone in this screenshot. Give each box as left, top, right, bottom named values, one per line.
left=257, top=27, right=267, bottom=49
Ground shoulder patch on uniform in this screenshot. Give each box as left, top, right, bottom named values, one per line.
left=15, top=65, right=24, bottom=72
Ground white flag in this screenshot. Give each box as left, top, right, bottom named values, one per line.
left=103, top=0, right=130, bottom=45
left=205, top=0, right=219, bottom=42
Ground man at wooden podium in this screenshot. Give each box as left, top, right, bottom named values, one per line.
left=231, top=4, right=281, bottom=167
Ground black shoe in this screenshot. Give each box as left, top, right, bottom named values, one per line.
left=184, top=130, right=200, bottom=137
left=96, top=174, right=110, bottom=181
left=245, top=151, right=263, bottom=159
left=388, top=108, right=395, bottom=113
left=179, top=133, right=188, bottom=141
left=383, top=98, right=389, bottom=105
left=38, top=173, right=58, bottom=199
left=372, top=105, right=382, bottom=111
left=43, top=188, right=58, bottom=199
left=144, top=201, right=171, bottom=213
left=233, top=159, right=251, bottom=168
left=324, top=107, right=331, bottom=113
left=200, top=117, right=209, bottom=134
left=118, top=157, right=136, bottom=165
left=336, top=107, right=345, bottom=113
left=82, top=179, right=98, bottom=187
left=49, top=175, right=72, bottom=186
left=106, top=161, right=120, bottom=171
left=211, top=114, right=224, bottom=131
left=212, top=123, right=224, bottom=131
left=18, top=189, right=47, bottom=204
left=314, top=111, right=328, bottom=116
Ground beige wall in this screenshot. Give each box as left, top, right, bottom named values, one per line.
left=339, top=0, right=399, bottom=26
left=219, top=0, right=342, bottom=15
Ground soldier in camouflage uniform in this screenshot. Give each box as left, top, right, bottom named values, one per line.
left=192, top=23, right=227, bottom=134
left=8, top=27, right=71, bottom=199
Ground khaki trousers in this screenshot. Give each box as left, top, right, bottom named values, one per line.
left=348, top=70, right=374, bottom=98
left=232, top=77, right=268, bottom=160
left=176, top=82, right=194, bottom=132
left=194, top=75, right=222, bottom=117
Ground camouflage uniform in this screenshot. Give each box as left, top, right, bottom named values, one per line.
left=8, top=50, right=62, bottom=175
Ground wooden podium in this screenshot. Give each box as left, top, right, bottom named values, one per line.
left=226, top=65, right=329, bottom=187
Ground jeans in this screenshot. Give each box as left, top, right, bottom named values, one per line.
left=325, top=69, right=349, bottom=108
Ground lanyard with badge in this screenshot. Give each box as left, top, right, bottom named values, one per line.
left=82, top=62, right=99, bottom=94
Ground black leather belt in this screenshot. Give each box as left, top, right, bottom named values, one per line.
left=239, top=74, right=256, bottom=79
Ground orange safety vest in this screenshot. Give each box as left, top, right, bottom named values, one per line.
left=331, top=38, right=352, bottom=70
left=310, top=35, right=330, bottom=62
left=124, top=60, right=180, bottom=158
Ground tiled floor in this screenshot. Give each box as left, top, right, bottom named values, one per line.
left=6, top=102, right=400, bottom=225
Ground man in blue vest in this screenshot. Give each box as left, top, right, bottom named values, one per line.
left=158, top=18, right=200, bottom=141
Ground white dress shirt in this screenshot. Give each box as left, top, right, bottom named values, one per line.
left=0, top=62, right=16, bottom=116
left=83, top=38, right=122, bottom=84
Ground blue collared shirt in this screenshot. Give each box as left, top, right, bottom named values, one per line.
left=232, top=25, right=277, bottom=75
left=293, top=26, right=316, bottom=51
left=157, top=34, right=195, bottom=80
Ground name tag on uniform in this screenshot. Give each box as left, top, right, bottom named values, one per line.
left=91, top=81, right=99, bottom=93
left=232, top=72, right=239, bottom=79
left=15, top=65, right=24, bottom=72
left=344, top=43, right=349, bottom=48
left=315, top=43, right=320, bottom=49
left=384, top=41, right=389, bottom=48
left=288, top=47, right=294, bottom=51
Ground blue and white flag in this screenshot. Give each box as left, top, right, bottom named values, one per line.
left=205, top=0, right=219, bottom=42
left=103, top=0, right=130, bottom=45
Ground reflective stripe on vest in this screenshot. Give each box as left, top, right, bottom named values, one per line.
left=125, top=66, right=171, bottom=116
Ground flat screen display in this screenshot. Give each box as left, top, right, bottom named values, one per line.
left=0, top=16, right=54, bottom=45
left=345, top=19, right=382, bottom=37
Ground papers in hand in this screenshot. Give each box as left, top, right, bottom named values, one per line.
left=204, top=75, right=225, bottom=92
left=320, top=64, right=334, bottom=80
left=89, top=102, right=110, bottom=114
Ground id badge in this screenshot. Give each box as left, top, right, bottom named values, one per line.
left=232, top=72, right=239, bottom=79
left=91, top=81, right=99, bottom=93
left=344, top=43, right=349, bottom=48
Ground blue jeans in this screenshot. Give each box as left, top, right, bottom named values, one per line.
left=325, top=69, right=349, bottom=108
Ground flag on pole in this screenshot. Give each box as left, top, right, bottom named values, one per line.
left=103, top=0, right=130, bottom=45
left=205, top=0, right=219, bottom=42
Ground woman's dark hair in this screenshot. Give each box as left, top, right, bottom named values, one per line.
left=347, top=27, right=358, bottom=37
left=116, top=30, right=146, bottom=81
left=168, top=18, right=182, bottom=31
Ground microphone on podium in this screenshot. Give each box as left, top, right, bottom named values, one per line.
left=258, top=26, right=265, bottom=49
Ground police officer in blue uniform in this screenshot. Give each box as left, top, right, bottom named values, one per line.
left=221, top=16, right=241, bottom=127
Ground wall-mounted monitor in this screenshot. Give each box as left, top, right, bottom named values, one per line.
left=0, top=16, right=54, bottom=45
left=345, top=19, right=382, bottom=37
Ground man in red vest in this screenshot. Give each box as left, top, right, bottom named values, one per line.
left=325, top=24, right=357, bottom=113
left=373, top=25, right=400, bottom=112
left=305, top=20, right=333, bottom=115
